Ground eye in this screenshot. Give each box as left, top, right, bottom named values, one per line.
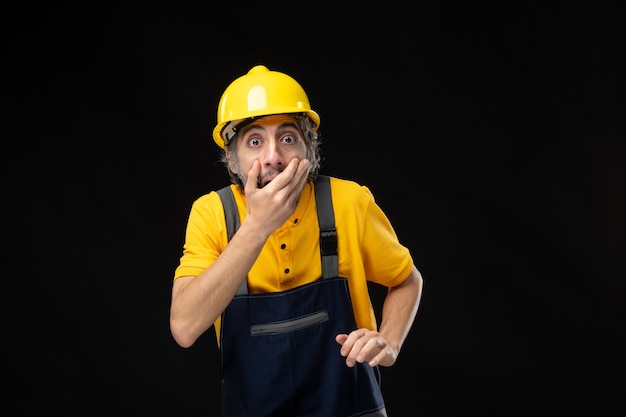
left=281, top=134, right=296, bottom=144
left=247, top=136, right=261, bottom=147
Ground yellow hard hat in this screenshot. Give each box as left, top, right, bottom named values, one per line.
left=212, top=65, right=320, bottom=149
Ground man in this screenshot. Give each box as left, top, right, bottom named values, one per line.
left=170, top=65, right=423, bottom=416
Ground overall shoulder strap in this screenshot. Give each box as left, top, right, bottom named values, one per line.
left=216, top=186, right=247, bottom=295
left=314, top=175, right=339, bottom=279
left=216, top=186, right=240, bottom=241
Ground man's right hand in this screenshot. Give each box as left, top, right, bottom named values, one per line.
left=243, top=158, right=310, bottom=236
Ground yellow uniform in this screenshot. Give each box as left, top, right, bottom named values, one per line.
left=175, top=176, right=414, bottom=342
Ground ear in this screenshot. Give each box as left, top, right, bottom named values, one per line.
left=225, top=151, right=239, bottom=174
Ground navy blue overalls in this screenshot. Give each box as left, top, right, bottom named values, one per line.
left=216, top=175, right=388, bottom=417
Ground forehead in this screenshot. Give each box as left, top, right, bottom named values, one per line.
left=247, top=114, right=299, bottom=129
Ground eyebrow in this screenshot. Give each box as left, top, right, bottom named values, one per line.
left=244, top=121, right=299, bottom=134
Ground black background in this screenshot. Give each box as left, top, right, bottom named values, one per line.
left=5, top=2, right=624, bottom=416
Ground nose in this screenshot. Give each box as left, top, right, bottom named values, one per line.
left=261, top=137, right=283, bottom=167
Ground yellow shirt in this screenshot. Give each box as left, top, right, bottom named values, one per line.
left=174, top=176, right=414, bottom=342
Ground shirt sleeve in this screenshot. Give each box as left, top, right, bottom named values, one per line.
left=174, top=192, right=228, bottom=280
left=360, top=186, right=414, bottom=287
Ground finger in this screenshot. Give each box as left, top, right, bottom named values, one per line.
left=286, top=159, right=310, bottom=198
left=296, top=159, right=310, bottom=184
left=342, top=328, right=367, bottom=349
left=335, top=334, right=348, bottom=349
left=283, top=157, right=304, bottom=183
left=369, top=346, right=396, bottom=368
left=340, top=329, right=370, bottom=367
left=355, top=336, right=385, bottom=365
left=245, top=160, right=261, bottom=193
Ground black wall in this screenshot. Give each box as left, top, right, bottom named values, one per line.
left=5, top=3, right=623, bottom=415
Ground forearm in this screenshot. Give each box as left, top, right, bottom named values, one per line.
left=170, top=220, right=269, bottom=347
left=378, top=265, right=423, bottom=354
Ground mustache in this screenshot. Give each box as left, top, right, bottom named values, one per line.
left=257, top=168, right=282, bottom=188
